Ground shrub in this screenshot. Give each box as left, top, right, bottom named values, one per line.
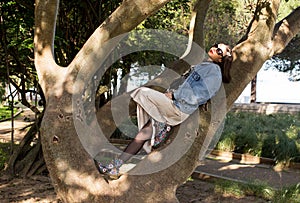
left=217, top=112, right=300, bottom=163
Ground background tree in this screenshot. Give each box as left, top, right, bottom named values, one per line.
left=0, top=1, right=45, bottom=176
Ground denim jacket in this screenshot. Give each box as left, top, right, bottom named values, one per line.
left=173, top=62, right=222, bottom=114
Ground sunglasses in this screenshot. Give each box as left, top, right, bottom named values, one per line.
left=213, top=44, right=224, bottom=57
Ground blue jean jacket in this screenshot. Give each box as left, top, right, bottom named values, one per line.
left=173, top=62, right=222, bottom=114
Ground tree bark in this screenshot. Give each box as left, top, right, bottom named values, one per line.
left=250, top=75, right=257, bottom=103
left=34, top=0, right=300, bottom=202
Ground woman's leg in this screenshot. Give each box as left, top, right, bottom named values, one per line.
left=95, top=120, right=153, bottom=176
left=119, top=119, right=153, bottom=162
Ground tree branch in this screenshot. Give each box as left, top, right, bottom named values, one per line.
left=34, top=0, right=62, bottom=93
left=272, top=6, right=300, bottom=54
left=68, top=0, right=172, bottom=93
left=180, top=0, right=211, bottom=65
left=9, top=80, right=41, bottom=114
left=14, top=0, right=35, bottom=10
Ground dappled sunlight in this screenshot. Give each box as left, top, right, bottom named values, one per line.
left=233, top=42, right=256, bottom=63
left=148, top=151, right=163, bottom=163
left=196, top=157, right=300, bottom=189
left=218, top=164, right=256, bottom=171
left=55, top=158, right=131, bottom=196
left=109, top=174, right=132, bottom=196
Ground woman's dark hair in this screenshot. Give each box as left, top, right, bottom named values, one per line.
left=219, top=55, right=233, bottom=83
left=214, top=46, right=233, bottom=83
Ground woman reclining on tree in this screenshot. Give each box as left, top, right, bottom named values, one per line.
left=95, top=43, right=233, bottom=177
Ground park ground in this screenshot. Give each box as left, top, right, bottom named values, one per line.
left=0, top=110, right=299, bottom=202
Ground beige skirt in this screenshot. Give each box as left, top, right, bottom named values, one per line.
left=130, top=87, right=189, bottom=152
left=131, top=87, right=189, bottom=128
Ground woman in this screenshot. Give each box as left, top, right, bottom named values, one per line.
left=96, top=43, right=233, bottom=177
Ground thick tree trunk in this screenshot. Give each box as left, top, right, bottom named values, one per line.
left=40, top=94, right=110, bottom=202
left=33, top=0, right=300, bottom=202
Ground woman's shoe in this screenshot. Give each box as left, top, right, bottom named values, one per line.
left=94, top=159, right=109, bottom=174
left=94, top=158, right=123, bottom=179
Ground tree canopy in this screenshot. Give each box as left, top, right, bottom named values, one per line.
left=1, top=0, right=299, bottom=105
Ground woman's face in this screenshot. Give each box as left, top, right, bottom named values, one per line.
left=208, top=43, right=231, bottom=63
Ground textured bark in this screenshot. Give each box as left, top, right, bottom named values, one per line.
left=34, top=0, right=300, bottom=202
left=250, top=76, right=257, bottom=103
left=273, top=6, right=300, bottom=54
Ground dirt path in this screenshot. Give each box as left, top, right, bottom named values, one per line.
left=195, top=158, right=300, bottom=189
left=0, top=109, right=35, bottom=143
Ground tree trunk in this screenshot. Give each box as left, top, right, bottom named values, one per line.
left=33, top=0, right=300, bottom=202
left=250, top=75, right=257, bottom=103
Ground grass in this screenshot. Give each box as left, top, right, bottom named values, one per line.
left=0, top=106, right=20, bottom=170
left=0, top=106, right=19, bottom=120
left=214, top=179, right=300, bottom=202
left=274, top=184, right=300, bottom=203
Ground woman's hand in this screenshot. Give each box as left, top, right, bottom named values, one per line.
left=164, top=92, right=173, bottom=100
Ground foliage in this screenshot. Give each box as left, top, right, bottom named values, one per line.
left=55, top=0, right=122, bottom=66
left=278, top=0, right=300, bottom=21
left=270, top=35, right=300, bottom=81
left=1, top=0, right=300, bottom=183
left=0, top=142, right=19, bottom=171
left=205, top=0, right=241, bottom=47
left=205, top=0, right=300, bottom=80
left=214, top=179, right=300, bottom=202
left=273, top=183, right=300, bottom=203
left=140, top=0, right=191, bottom=34
left=217, top=112, right=300, bottom=163
left=0, top=0, right=41, bottom=110
left=0, top=106, right=18, bottom=120
left=0, top=1, right=35, bottom=82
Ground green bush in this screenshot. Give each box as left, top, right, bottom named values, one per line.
left=0, top=106, right=18, bottom=120
left=217, top=112, right=300, bottom=163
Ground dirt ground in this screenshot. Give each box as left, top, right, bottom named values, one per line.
left=0, top=110, right=296, bottom=202
left=0, top=174, right=269, bottom=203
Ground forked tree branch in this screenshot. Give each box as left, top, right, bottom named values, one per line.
left=272, top=6, right=300, bottom=55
